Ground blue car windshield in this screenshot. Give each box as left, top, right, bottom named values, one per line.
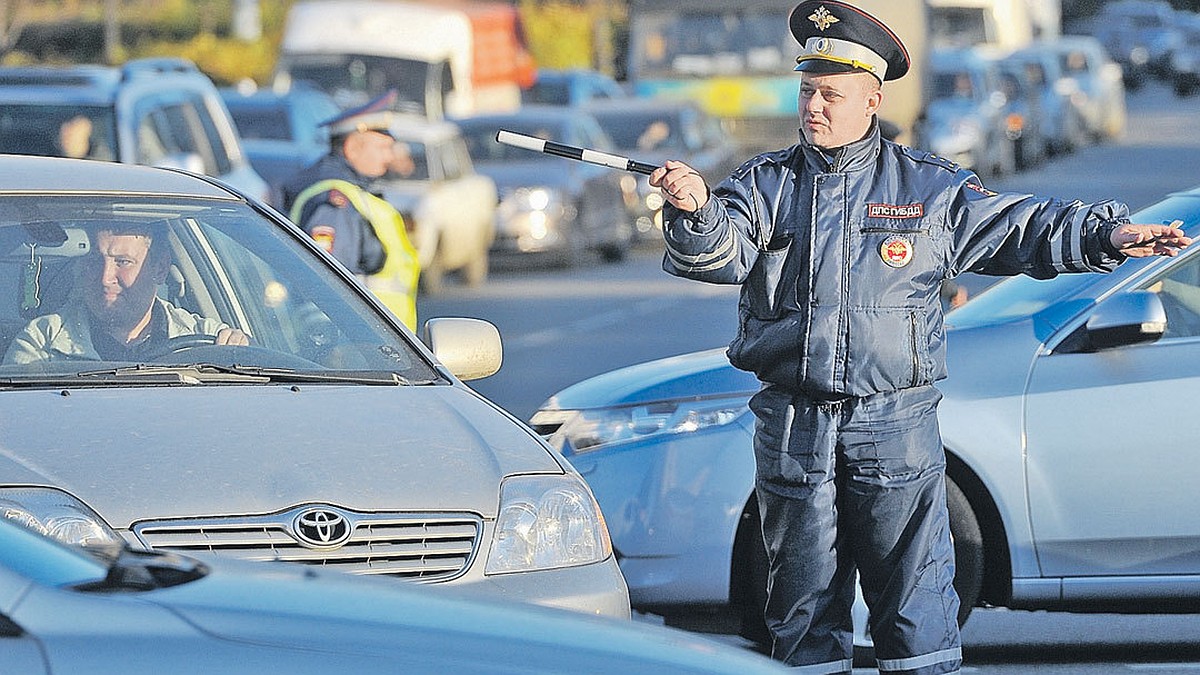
left=946, top=192, right=1200, bottom=330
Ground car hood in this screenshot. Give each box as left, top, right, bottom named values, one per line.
left=539, top=347, right=759, bottom=411
left=143, top=557, right=783, bottom=673
left=0, top=384, right=561, bottom=525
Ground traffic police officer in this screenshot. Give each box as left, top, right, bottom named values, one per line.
left=282, top=90, right=419, bottom=330
left=648, top=2, right=1191, bottom=673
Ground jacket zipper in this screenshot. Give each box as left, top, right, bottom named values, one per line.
left=909, top=312, right=920, bottom=387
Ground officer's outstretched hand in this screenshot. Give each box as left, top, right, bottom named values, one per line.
left=1112, top=220, right=1192, bottom=258
left=650, top=160, right=709, bottom=213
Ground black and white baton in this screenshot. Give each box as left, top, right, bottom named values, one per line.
left=495, top=130, right=660, bottom=176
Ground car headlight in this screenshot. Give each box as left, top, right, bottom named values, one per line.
left=534, top=395, right=750, bottom=456
left=485, top=474, right=612, bottom=575
left=0, top=486, right=121, bottom=547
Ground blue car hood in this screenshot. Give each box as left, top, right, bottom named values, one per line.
left=0, top=384, right=561, bottom=525
left=540, top=348, right=760, bottom=411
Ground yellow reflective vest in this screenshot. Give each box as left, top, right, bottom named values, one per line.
left=290, top=179, right=420, bottom=331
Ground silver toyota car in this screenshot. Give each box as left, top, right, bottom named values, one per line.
left=0, top=154, right=628, bottom=618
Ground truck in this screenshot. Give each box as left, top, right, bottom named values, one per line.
left=927, top=0, right=1056, bottom=53
left=624, top=0, right=928, bottom=150
left=273, top=0, right=536, bottom=120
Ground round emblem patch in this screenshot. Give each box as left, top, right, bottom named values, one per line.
left=880, top=235, right=914, bottom=268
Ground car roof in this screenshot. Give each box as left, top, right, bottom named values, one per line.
left=455, top=105, right=591, bottom=128
left=0, top=59, right=213, bottom=106
left=0, top=154, right=241, bottom=199
left=387, top=114, right=462, bottom=143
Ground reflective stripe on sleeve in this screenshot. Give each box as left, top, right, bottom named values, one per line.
left=876, top=646, right=962, bottom=672
left=663, top=228, right=738, bottom=273
left=788, top=658, right=854, bottom=674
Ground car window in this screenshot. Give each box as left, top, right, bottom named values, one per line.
left=1140, top=251, right=1200, bottom=339
left=0, top=104, right=117, bottom=161
left=134, top=95, right=233, bottom=177
left=0, top=195, right=439, bottom=382
left=229, top=103, right=293, bottom=141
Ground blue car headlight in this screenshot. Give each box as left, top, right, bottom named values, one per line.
left=533, top=395, right=750, bottom=456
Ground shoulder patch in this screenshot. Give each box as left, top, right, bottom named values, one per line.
left=900, top=145, right=960, bottom=172
left=964, top=180, right=998, bottom=197
left=324, top=189, right=349, bottom=208
left=730, top=147, right=795, bottom=180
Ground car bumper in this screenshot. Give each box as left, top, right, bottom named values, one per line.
left=449, top=555, right=632, bottom=618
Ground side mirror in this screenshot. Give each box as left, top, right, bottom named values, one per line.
left=421, top=317, right=502, bottom=381
left=1084, top=290, right=1166, bottom=350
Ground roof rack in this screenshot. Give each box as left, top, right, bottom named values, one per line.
left=120, top=58, right=199, bottom=82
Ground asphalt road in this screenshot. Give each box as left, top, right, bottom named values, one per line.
left=418, top=80, right=1200, bottom=673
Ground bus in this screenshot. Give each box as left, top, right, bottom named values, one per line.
left=625, top=0, right=928, bottom=150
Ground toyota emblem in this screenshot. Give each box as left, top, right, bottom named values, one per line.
left=292, top=508, right=352, bottom=548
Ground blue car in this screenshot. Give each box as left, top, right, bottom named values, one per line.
left=532, top=184, right=1200, bottom=647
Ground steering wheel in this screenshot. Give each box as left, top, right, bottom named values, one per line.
left=163, top=333, right=218, bottom=353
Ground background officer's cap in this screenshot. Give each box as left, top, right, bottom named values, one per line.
left=789, top=1, right=910, bottom=82
left=320, top=89, right=398, bottom=139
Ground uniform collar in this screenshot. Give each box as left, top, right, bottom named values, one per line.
left=800, top=117, right=882, bottom=173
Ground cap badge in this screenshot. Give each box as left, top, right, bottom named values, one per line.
left=809, top=6, right=840, bottom=31
left=814, top=37, right=833, bottom=55
left=880, top=235, right=914, bottom=268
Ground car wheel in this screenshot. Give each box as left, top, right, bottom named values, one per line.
left=947, top=474, right=982, bottom=626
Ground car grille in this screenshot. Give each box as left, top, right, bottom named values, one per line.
left=132, top=506, right=482, bottom=583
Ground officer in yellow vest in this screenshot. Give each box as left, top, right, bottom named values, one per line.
left=282, top=90, right=420, bottom=331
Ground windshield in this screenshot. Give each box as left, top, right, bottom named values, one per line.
left=226, top=103, right=293, bottom=141
left=931, top=7, right=989, bottom=48
left=632, top=8, right=792, bottom=78
left=0, top=104, right=117, bottom=161
left=458, top=118, right=569, bottom=163
left=947, top=193, right=1200, bottom=330
left=591, top=110, right=687, bottom=152
left=0, top=195, right=438, bottom=383
left=278, top=53, right=430, bottom=114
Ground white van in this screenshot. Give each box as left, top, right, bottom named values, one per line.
left=274, top=0, right=535, bottom=120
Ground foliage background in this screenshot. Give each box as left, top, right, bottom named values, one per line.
left=0, top=0, right=1197, bottom=85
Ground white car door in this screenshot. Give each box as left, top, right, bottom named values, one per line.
left=1024, top=252, right=1200, bottom=581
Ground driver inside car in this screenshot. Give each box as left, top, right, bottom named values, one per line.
left=4, top=222, right=248, bottom=364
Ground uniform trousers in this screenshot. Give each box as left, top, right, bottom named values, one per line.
left=750, top=384, right=961, bottom=674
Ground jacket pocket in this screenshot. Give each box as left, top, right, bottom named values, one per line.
left=744, top=245, right=790, bottom=320
left=846, top=307, right=930, bottom=392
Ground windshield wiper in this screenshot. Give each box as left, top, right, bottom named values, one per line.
left=170, top=363, right=417, bottom=385
left=74, top=543, right=208, bottom=593
left=0, top=365, right=421, bottom=387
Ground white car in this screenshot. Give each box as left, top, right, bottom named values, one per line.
left=377, top=116, right=497, bottom=293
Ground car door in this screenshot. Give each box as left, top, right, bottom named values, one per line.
left=1024, top=249, right=1200, bottom=579
left=420, top=136, right=495, bottom=271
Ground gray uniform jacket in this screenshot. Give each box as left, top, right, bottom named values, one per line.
left=662, top=121, right=1130, bottom=398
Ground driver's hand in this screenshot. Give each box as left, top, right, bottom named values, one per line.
left=215, top=328, right=250, bottom=346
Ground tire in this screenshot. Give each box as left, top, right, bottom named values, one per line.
left=946, top=474, right=983, bottom=626
left=735, top=504, right=772, bottom=647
